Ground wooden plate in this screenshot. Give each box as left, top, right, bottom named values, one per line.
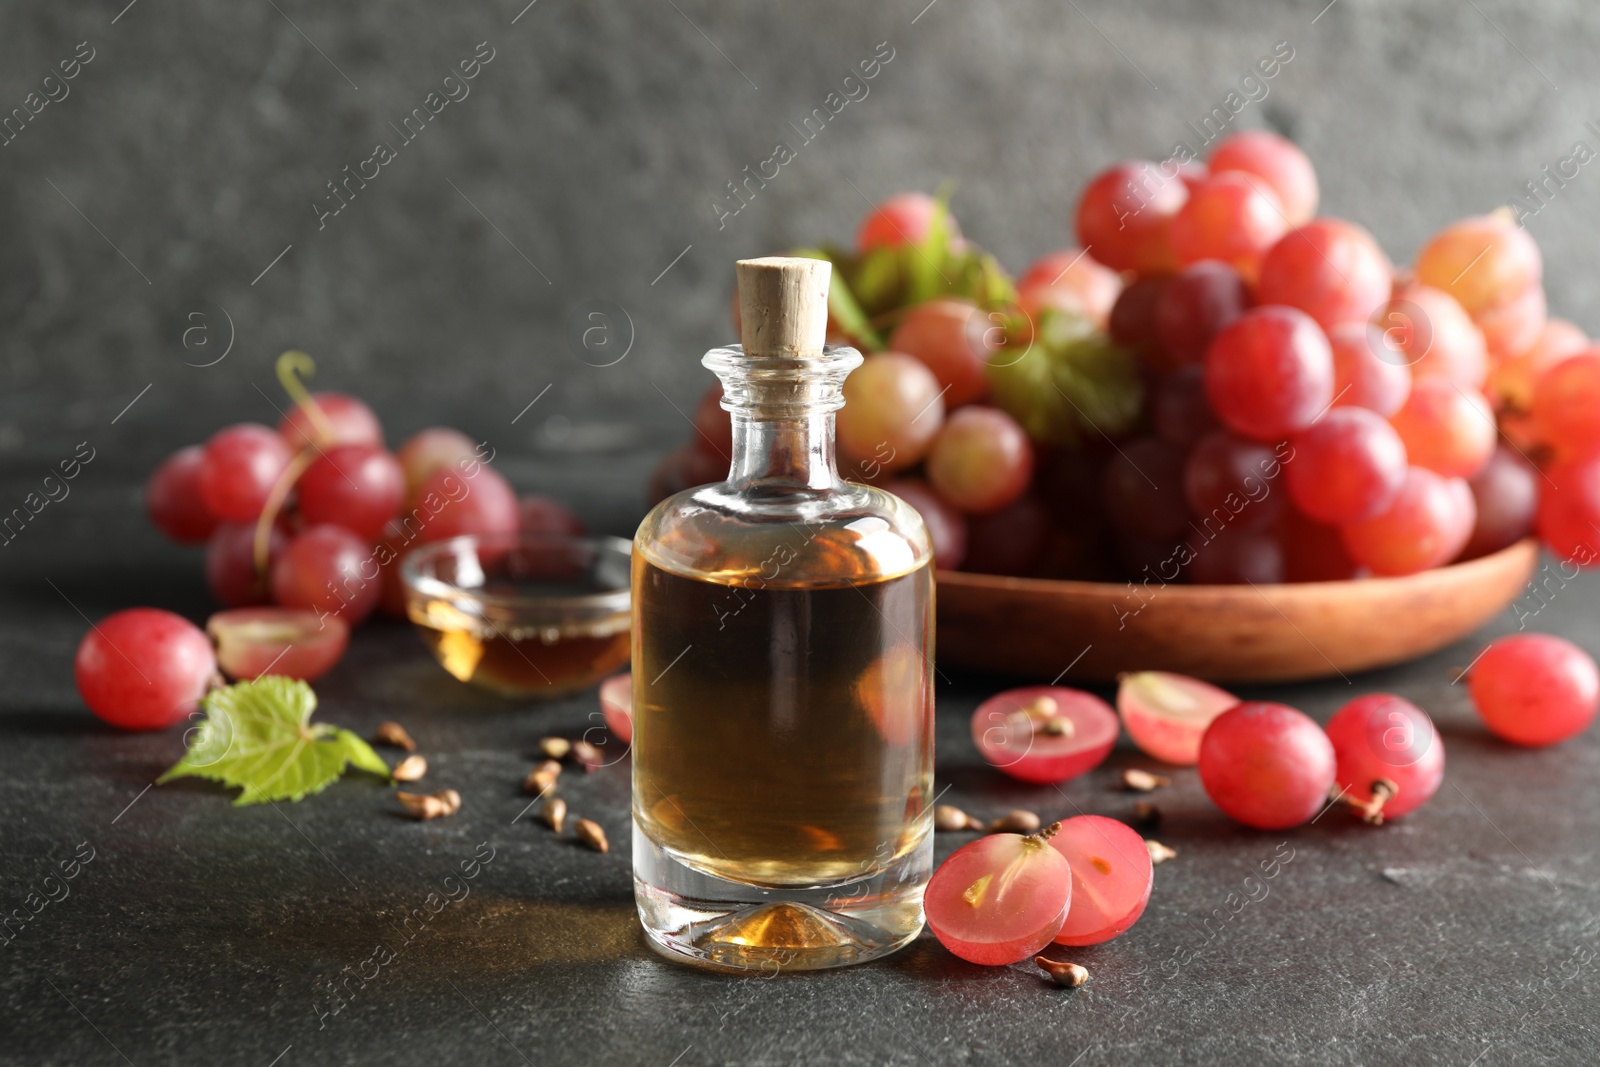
left=935, top=538, right=1539, bottom=684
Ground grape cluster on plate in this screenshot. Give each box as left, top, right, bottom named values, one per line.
left=77, top=355, right=584, bottom=731
left=659, top=130, right=1600, bottom=584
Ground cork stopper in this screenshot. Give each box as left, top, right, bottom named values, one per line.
left=735, top=257, right=831, bottom=359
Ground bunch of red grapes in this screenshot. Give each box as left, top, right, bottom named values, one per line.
left=77, top=364, right=583, bottom=730
left=663, top=129, right=1600, bottom=584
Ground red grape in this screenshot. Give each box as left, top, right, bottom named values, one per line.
left=961, top=495, right=1051, bottom=577
left=297, top=443, right=405, bottom=541
left=1373, top=285, right=1487, bottom=390
left=205, top=521, right=284, bottom=607
left=888, top=299, right=994, bottom=408
left=1151, top=366, right=1221, bottom=448
left=1328, top=322, right=1411, bottom=418
left=271, top=525, right=382, bottom=625
left=1186, top=523, right=1286, bottom=585
left=519, top=495, right=586, bottom=537
left=1414, top=213, right=1541, bottom=319
left=925, top=407, right=1033, bottom=514
left=1487, top=317, right=1586, bottom=412
left=856, top=192, right=956, bottom=253
left=1205, top=306, right=1334, bottom=441
left=1207, top=130, right=1319, bottom=225
left=145, top=446, right=221, bottom=544
left=1075, top=160, right=1188, bottom=274
left=1286, top=408, right=1408, bottom=524
left=1476, top=281, right=1547, bottom=362
left=414, top=464, right=520, bottom=543
left=600, top=672, right=632, bottom=743
left=883, top=478, right=968, bottom=569
left=1108, top=275, right=1172, bottom=356
left=838, top=352, right=946, bottom=473
left=1117, top=670, right=1239, bottom=766
left=197, top=423, right=293, bottom=523
left=1388, top=378, right=1496, bottom=479
left=207, top=607, right=349, bottom=682
left=1155, top=260, right=1250, bottom=364
left=971, top=686, right=1118, bottom=784
left=1184, top=431, right=1287, bottom=531
left=1470, top=634, right=1599, bottom=747
left=1256, top=218, right=1392, bottom=332
left=1170, top=172, right=1289, bottom=281
left=1537, top=454, right=1600, bottom=564
left=1532, top=350, right=1600, bottom=459
left=1199, top=701, right=1336, bottom=829
left=74, top=608, right=216, bottom=731
left=1104, top=436, right=1191, bottom=541
left=1047, top=815, right=1154, bottom=946
left=1339, top=466, right=1476, bottom=576
left=1016, top=248, right=1123, bottom=330
left=924, top=828, right=1073, bottom=965
left=1325, top=694, right=1444, bottom=821
left=278, top=392, right=384, bottom=451
left=1463, top=446, right=1539, bottom=559
left=397, top=428, right=480, bottom=499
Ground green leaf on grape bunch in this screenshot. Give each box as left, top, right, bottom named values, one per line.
left=158, top=676, right=392, bottom=806
left=986, top=306, right=1145, bottom=447
left=793, top=247, right=885, bottom=350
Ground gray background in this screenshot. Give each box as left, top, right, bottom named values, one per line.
left=3, top=0, right=1600, bottom=485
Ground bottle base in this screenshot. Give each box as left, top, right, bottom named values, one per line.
left=633, top=822, right=929, bottom=973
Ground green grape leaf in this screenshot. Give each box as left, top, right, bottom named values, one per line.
left=792, top=247, right=884, bottom=350
left=157, top=676, right=392, bottom=806
left=987, top=308, right=1144, bottom=447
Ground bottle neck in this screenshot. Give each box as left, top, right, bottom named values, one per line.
left=704, top=343, right=861, bottom=492
left=728, top=409, right=840, bottom=489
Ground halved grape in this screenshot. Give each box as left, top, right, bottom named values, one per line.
left=1208, top=129, right=1319, bottom=225
left=207, top=607, right=349, bottom=682
left=971, top=686, right=1118, bottom=784
left=1198, top=701, right=1336, bottom=830
left=600, top=672, right=632, bottom=743
left=1325, top=693, right=1444, bottom=820
left=924, top=828, right=1073, bottom=965
left=1048, top=815, right=1154, bottom=945
left=1117, top=671, right=1239, bottom=766
left=1469, top=634, right=1599, bottom=747
left=146, top=446, right=222, bottom=544
left=278, top=392, right=384, bottom=451
left=74, top=608, right=217, bottom=731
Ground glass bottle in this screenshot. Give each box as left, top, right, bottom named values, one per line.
left=631, top=257, right=935, bottom=972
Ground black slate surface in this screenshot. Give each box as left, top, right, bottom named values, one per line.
left=2, top=396, right=1598, bottom=1067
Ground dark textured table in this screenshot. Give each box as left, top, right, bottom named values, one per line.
left=2, top=392, right=1597, bottom=1067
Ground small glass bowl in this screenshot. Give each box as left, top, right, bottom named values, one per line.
left=400, top=533, right=632, bottom=698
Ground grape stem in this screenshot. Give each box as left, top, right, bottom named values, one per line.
left=276, top=350, right=337, bottom=446
left=252, top=450, right=315, bottom=573
left=1332, top=778, right=1399, bottom=826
